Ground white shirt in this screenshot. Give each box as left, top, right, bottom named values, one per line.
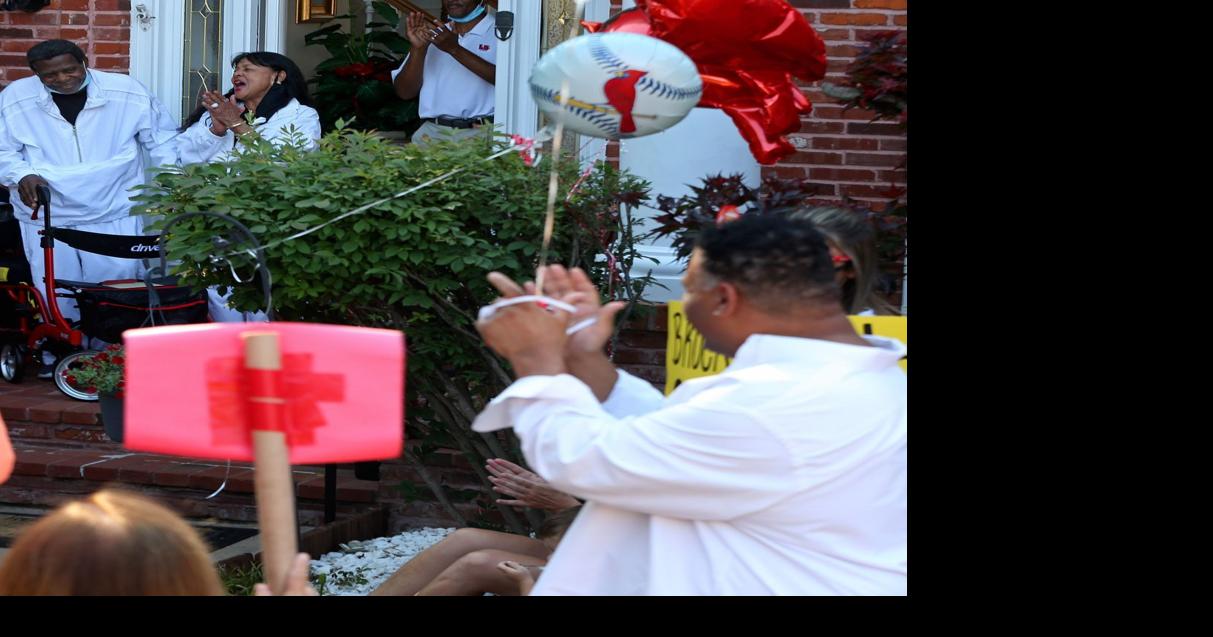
left=0, top=70, right=179, bottom=226
left=474, top=334, right=908, bottom=596
left=176, top=98, right=322, bottom=164
left=391, top=12, right=497, bottom=119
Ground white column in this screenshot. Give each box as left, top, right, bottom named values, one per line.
left=492, top=0, right=542, bottom=141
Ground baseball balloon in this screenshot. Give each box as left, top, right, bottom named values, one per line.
left=529, top=32, right=703, bottom=140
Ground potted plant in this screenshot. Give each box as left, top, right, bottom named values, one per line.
left=305, top=1, right=419, bottom=138
left=65, top=344, right=126, bottom=443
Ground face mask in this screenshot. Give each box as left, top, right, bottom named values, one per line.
left=47, top=69, right=91, bottom=95
left=449, top=2, right=485, bottom=23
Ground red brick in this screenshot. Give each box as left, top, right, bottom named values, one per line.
left=61, top=408, right=101, bottom=425
left=846, top=122, right=904, bottom=136
left=786, top=150, right=844, bottom=165
left=94, top=42, right=127, bottom=56
left=150, top=466, right=195, bottom=488
left=826, top=44, right=860, bottom=58
left=855, top=0, right=907, bottom=8
left=821, top=13, right=889, bottom=26
left=91, top=56, right=129, bottom=70
left=81, top=460, right=121, bottom=481
left=93, top=0, right=131, bottom=10
left=841, top=184, right=903, bottom=198
left=53, top=427, right=110, bottom=443
left=767, top=166, right=809, bottom=180
left=94, top=14, right=131, bottom=27
left=826, top=59, right=850, bottom=73
left=4, top=423, right=51, bottom=439
left=1, top=39, right=38, bottom=53
left=894, top=15, right=907, bottom=26
left=58, top=28, right=88, bottom=40
left=6, top=12, right=60, bottom=26
left=224, top=469, right=259, bottom=493
left=27, top=403, right=65, bottom=423
left=0, top=27, right=34, bottom=38
left=92, top=28, right=130, bottom=42
left=879, top=138, right=907, bottom=151
left=846, top=152, right=904, bottom=167
left=59, top=0, right=91, bottom=9
left=877, top=170, right=907, bottom=183
left=0, top=405, right=30, bottom=421
left=613, top=348, right=665, bottom=366
left=809, top=168, right=876, bottom=181
left=618, top=330, right=667, bottom=349
left=799, top=120, right=845, bottom=134
left=817, top=28, right=852, bottom=41
left=64, top=13, right=89, bottom=26
left=813, top=136, right=879, bottom=151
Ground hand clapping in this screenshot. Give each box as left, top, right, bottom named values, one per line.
left=200, top=90, right=245, bottom=135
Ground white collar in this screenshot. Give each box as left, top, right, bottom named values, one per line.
left=731, top=333, right=906, bottom=373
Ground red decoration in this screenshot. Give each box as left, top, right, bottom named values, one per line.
left=124, top=322, right=405, bottom=464
left=585, top=1, right=826, bottom=164
left=715, top=204, right=742, bottom=225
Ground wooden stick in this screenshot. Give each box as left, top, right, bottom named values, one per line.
left=244, top=332, right=298, bottom=595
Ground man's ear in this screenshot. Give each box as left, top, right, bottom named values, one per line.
left=714, top=282, right=742, bottom=317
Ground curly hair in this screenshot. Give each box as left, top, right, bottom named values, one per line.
left=695, top=213, right=840, bottom=312
left=26, top=39, right=85, bottom=68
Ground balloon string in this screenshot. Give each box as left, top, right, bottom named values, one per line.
left=534, top=0, right=589, bottom=297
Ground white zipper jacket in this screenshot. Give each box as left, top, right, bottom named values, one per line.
left=0, top=69, right=180, bottom=226
left=176, top=98, right=321, bottom=165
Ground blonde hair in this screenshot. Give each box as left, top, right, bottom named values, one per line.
left=789, top=206, right=898, bottom=315
left=0, top=489, right=224, bottom=596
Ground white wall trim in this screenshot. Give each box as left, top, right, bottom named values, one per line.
left=493, top=0, right=541, bottom=141
left=129, top=0, right=186, bottom=119
left=263, top=0, right=288, bottom=54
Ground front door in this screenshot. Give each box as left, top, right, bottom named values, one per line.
left=129, top=0, right=286, bottom=124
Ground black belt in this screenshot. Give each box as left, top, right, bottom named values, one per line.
left=423, top=115, right=493, bottom=129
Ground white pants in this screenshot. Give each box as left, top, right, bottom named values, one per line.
left=20, top=216, right=147, bottom=323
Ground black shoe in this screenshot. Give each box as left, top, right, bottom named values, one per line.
left=37, top=362, right=54, bottom=380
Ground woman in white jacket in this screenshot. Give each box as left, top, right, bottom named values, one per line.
left=176, top=52, right=322, bottom=321
left=179, top=51, right=321, bottom=163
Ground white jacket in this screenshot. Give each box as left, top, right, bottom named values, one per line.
left=0, top=69, right=180, bottom=226
left=474, top=334, right=908, bottom=595
left=176, top=98, right=321, bottom=164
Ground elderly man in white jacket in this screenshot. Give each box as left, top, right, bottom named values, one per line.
left=0, top=40, right=179, bottom=373
left=472, top=214, right=907, bottom=596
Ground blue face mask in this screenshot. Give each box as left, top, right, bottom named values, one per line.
left=449, top=2, right=485, bottom=24
left=47, top=69, right=91, bottom=95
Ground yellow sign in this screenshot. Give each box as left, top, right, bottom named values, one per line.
left=664, top=302, right=907, bottom=395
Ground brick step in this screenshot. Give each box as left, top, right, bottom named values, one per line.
left=0, top=441, right=381, bottom=526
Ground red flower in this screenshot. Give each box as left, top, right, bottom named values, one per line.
left=95, top=352, right=109, bottom=363
left=112, top=356, right=124, bottom=365
left=66, top=375, right=77, bottom=384
left=85, top=386, right=97, bottom=393
left=334, top=62, right=375, bottom=79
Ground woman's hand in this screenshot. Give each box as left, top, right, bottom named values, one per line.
left=486, top=458, right=581, bottom=511
left=253, top=553, right=319, bottom=596
left=201, top=90, right=245, bottom=135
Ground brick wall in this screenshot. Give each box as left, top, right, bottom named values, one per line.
left=604, top=0, right=908, bottom=210
left=780, top=0, right=906, bottom=210
left=0, top=0, right=131, bottom=89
